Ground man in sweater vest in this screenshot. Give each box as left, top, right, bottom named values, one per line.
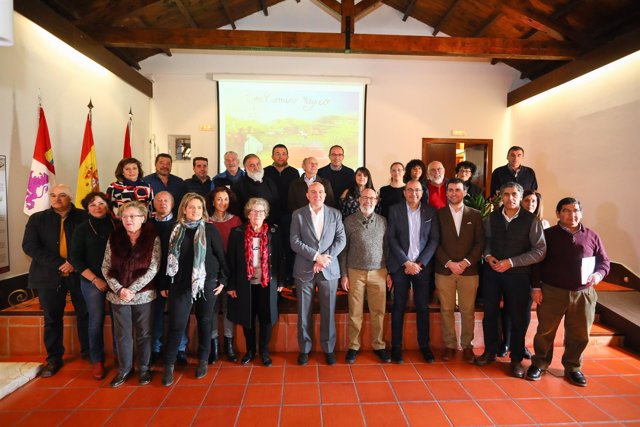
left=475, top=182, right=546, bottom=378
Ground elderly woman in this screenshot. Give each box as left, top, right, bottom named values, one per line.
left=455, top=161, right=483, bottom=198
left=522, top=190, right=551, bottom=229
left=339, top=166, right=377, bottom=218
left=206, top=186, right=242, bottom=363
left=162, top=193, right=228, bottom=386
left=379, top=162, right=405, bottom=218
left=102, top=201, right=160, bottom=387
left=106, top=157, right=154, bottom=216
left=70, top=192, right=117, bottom=381
left=227, top=198, right=285, bottom=367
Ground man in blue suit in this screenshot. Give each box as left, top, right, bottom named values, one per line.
left=387, top=179, right=439, bottom=364
left=290, top=182, right=346, bottom=366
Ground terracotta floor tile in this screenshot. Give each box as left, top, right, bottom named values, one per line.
left=590, top=396, right=640, bottom=420
left=175, top=367, right=218, bottom=386
left=322, top=404, right=365, bottom=427
left=283, top=382, right=320, bottom=404
left=426, top=379, right=471, bottom=401
left=531, top=375, right=581, bottom=397
left=460, top=379, right=507, bottom=400
left=213, top=366, right=252, bottom=385
left=440, top=401, right=493, bottom=426
left=597, top=375, right=640, bottom=395
left=414, top=363, right=455, bottom=380
left=122, top=386, right=171, bottom=408
left=478, top=399, right=535, bottom=425
left=104, top=408, right=156, bottom=426
left=284, top=365, right=318, bottom=383
left=59, top=409, right=112, bottom=427
left=515, top=398, right=574, bottom=424
left=318, top=365, right=353, bottom=382
left=361, top=403, right=407, bottom=427
left=382, top=364, right=421, bottom=381
left=162, top=385, right=209, bottom=407
left=236, top=406, right=280, bottom=427
left=320, top=382, right=359, bottom=404
left=30, top=369, right=82, bottom=388
left=79, top=387, right=134, bottom=410
left=0, top=386, right=52, bottom=411
left=39, top=387, right=94, bottom=410
left=280, top=405, right=322, bottom=427
left=243, top=384, right=283, bottom=406
left=446, top=362, right=489, bottom=379
left=493, top=378, right=544, bottom=399
left=249, top=366, right=285, bottom=384
left=14, top=410, right=69, bottom=427
left=602, top=359, right=640, bottom=375
left=350, top=365, right=387, bottom=382
left=192, top=406, right=239, bottom=426
left=574, top=376, right=622, bottom=397
left=401, top=402, right=451, bottom=427
left=582, top=359, right=616, bottom=375
left=66, top=370, right=113, bottom=388
left=391, top=381, right=433, bottom=401
left=202, top=384, right=246, bottom=406
left=554, top=397, right=613, bottom=422
left=0, top=411, right=27, bottom=427
left=148, top=407, right=198, bottom=427
left=356, top=382, right=397, bottom=403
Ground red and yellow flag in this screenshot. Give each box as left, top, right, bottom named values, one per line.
left=23, top=106, right=56, bottom=215
left=75, top=113, right=100, bottom=207
left=123, top=116, right=132, bottom=158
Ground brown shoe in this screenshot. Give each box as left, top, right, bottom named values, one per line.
left=92, top=362, right=105, bottom=380
left=474, top=352, right=497, bottom=366
left=511, top=361, right=525, bottom=378
left=442, top=348, right=455, bottom=362
left=463, top=348, right=475, bottom=364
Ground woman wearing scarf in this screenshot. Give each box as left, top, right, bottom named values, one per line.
left=106, top=157, right=154, bottom=217
left=227, top=198, right=285, bottom=367
left=162, top=193, right=228, bottom=386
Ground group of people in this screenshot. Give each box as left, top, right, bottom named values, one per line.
left=22, top=143, right=610, bottom=390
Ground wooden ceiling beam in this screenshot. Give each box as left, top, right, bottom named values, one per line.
left=520, top=0, right=583, bottom=40
left=173, top=0, right=199, bottom=28
left=354, top=0, right=381, bottom=19
left=220, top=0, right=237, bottom=30
left=341, top=0, right=354, bottom=35
left=432, top=0, right=463, bottom=36
left=313, top=0, right=341, bottom=20
left=81, top=0, right=160, bottom=26
left=402, top=0, right=417, bottom=22
left=43, top=0, right=80, bottom=21
left=108, top=47, right=142, bottom=70
left=473, top=12, right=502, bottom=37
left=14, top=0, right=153, bottom=97
left=260, top=0, right=269, bottom=16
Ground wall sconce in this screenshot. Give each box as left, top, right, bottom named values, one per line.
left=199, top=124, right=213, bottom=131
left=0, top=1, right=14, bottom=46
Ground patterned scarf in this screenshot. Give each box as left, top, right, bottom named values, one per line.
left=244, top=223, right=270, bottom=288
left=167, top=219, right=207, bottom=300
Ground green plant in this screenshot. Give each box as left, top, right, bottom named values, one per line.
left=464, top=193, right=501, bottom=218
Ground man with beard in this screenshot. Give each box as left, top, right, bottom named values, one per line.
left=426, top=161, right=447, bottom=210
left=232, top=154, right=279, bottom=222
left=143, top=153, right=186, bottom=215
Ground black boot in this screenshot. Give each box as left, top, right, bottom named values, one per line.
left=224, top=336, right=238, bottom=362
left=162, top=364, right=174, bottom=387
left=195, top=360, right=208, bottom=379
left=208, top=337, right=219, bottom=365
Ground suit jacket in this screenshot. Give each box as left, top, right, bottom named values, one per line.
left=435, top=205, right=485, bottom=276
left=288, top=176, right=335, bottom=212
left=290, top=204, right=346, bottom=282
left=387, top=202, right=439, bottom=274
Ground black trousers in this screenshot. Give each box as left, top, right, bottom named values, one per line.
left=482, top=266, right=531, bottom=362
left=243, top=284, right=274, bottom=354
left=391, top=266, right=432, bottom=349
left=37, top=276, right=89, bottom=364
left=165, top=285, right=217, bottom=364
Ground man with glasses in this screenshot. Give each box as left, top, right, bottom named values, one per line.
left=387, top=180, right=439, bottom=363
left=318, top=145, right=355, bottom=200
left=339, top=188, right=391, bottom=364
left=22, top=184, right=90, bottom=377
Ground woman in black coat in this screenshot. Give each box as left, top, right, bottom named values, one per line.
left=226, top=197, right=285, bottom=367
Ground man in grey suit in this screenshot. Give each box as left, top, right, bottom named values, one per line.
left=290, top=181, right=346, bottom=365
left=387, top=179, right=439, bottom=364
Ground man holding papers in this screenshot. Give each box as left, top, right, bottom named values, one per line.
left=526, top=197, right=610, bottom=387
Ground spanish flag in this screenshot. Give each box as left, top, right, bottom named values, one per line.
left=75, top=113, right=100, bottom=207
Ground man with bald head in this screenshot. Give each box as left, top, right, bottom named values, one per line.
left=427, top=161, right=447, bottom=209
left=288, top=156, right=335, bottom=212
left=22, top=184, right=90, bottom=377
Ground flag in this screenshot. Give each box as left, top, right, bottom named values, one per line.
left=123, top=118, right=131, bottom=158
left=75, top=113, right=100, bottom=207
left=24, top=107, right=56, bottom=215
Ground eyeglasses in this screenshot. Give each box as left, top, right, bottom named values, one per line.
left=457, top=169, right=472, bottom=174
left=404, top=188, right=423, bottom=193
left=250, top=210, right=266, bottom=215
left=359, top=197, right=378, bottom=203
left=122, top=215, right=145, bottom=220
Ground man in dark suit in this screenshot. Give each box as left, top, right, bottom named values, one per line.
left=435, top=178, right=485, bottom=363
left=290, top=182, right=346, bottom=366
left=387, top=179, right=439, bottom=364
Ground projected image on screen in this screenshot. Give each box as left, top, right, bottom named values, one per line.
left=217, top=77, right=367, bottom=172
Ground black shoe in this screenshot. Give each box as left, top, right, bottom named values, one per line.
left=420, top=347, right=435, bottom=364
left=511, top=361, right=525, bottom=378
left=391, top=347, right=404, bottom=364
left=241, top=352, right=255, bottom=365
left=139, top=370, right=152, bottom=385
left=224, top=337, right=238, bottom=362
left=297, top=352, right=309, bottom=366
left=523, top=347, right=532, bottom=360
left=208, top=337, right=219, bottom=365
left=374, top=349, right=392, bottom=363
left=40, top=362, right=62, bottom=378
left=345, top=349, right=358, bottom=364
left=162, top=365, right=174, bottom=387
left=526, top=366, right=543, bottom=381
left=261, top=352, right=272, bottom=367
left=176, top=351, right=188, bottom=366
left=566, top=371, right=587, bottom=387
left=110, top=370, right=132, bottom=388
left=195, top=360, right=208, bottom=379
left=497, top=344, right=509, bottom=357
left=474, top=352, right=497, bottom=366
left=151, top=351, right=161, bottom=364
left=325, top=352, right=337, bottom=366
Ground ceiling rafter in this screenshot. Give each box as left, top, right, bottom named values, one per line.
left=520, top=0, right=583, bottom=40
left=81, top=0, right=160, bottom=26
left=44, top=0, right=80, bottom=20
left=260, top=0, right=268, bottom=16
left=473, top=12, right=502, bottom=37
left=432, top=0, right=463, bottom=36
left=354, top=0, right=382, bottom=20
left=108, top=47, right=142, bottom=70
left=173, top=0, right=199, bottom=28
left=314, top=0, right=341, bottom=20
left=402, top=0, right=417, bottom=22
left=219, top=0, right=237, bottom=30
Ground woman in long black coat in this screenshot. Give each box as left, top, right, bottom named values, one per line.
left=226, top=197, right=285, bottom=367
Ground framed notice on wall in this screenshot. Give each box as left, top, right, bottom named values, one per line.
left=0, top=155, right=8, bottom=273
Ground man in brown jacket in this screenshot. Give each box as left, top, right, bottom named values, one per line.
left=435, top=178, right=485, bottom=363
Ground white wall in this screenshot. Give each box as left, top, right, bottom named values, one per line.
left=508, top=51, right=640, bottom=274
left=0, top=13, right=151, bottom=280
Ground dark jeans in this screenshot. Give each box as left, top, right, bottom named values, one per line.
left=165, top=285, right=217, bottom=364
left=243, top=284, right=274, bottom=354
left=37, top=276, right=89, bottom=365
left=111, top=301, right=153, bottom=374
left=391, top=266, right=432, bottom=349
left=80, top=278, right=114, bottom=363
left=152, top=293, right=188, bottom=353
left=482, top=266, right=531, bottom=362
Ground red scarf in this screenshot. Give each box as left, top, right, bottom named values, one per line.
left=244, top=223, right=270, bottom=287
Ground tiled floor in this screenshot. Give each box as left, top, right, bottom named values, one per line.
left=1, top=345, right=640, bottom=426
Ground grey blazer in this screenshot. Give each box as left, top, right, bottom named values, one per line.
left=290, top=204, right=346, bottom=282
